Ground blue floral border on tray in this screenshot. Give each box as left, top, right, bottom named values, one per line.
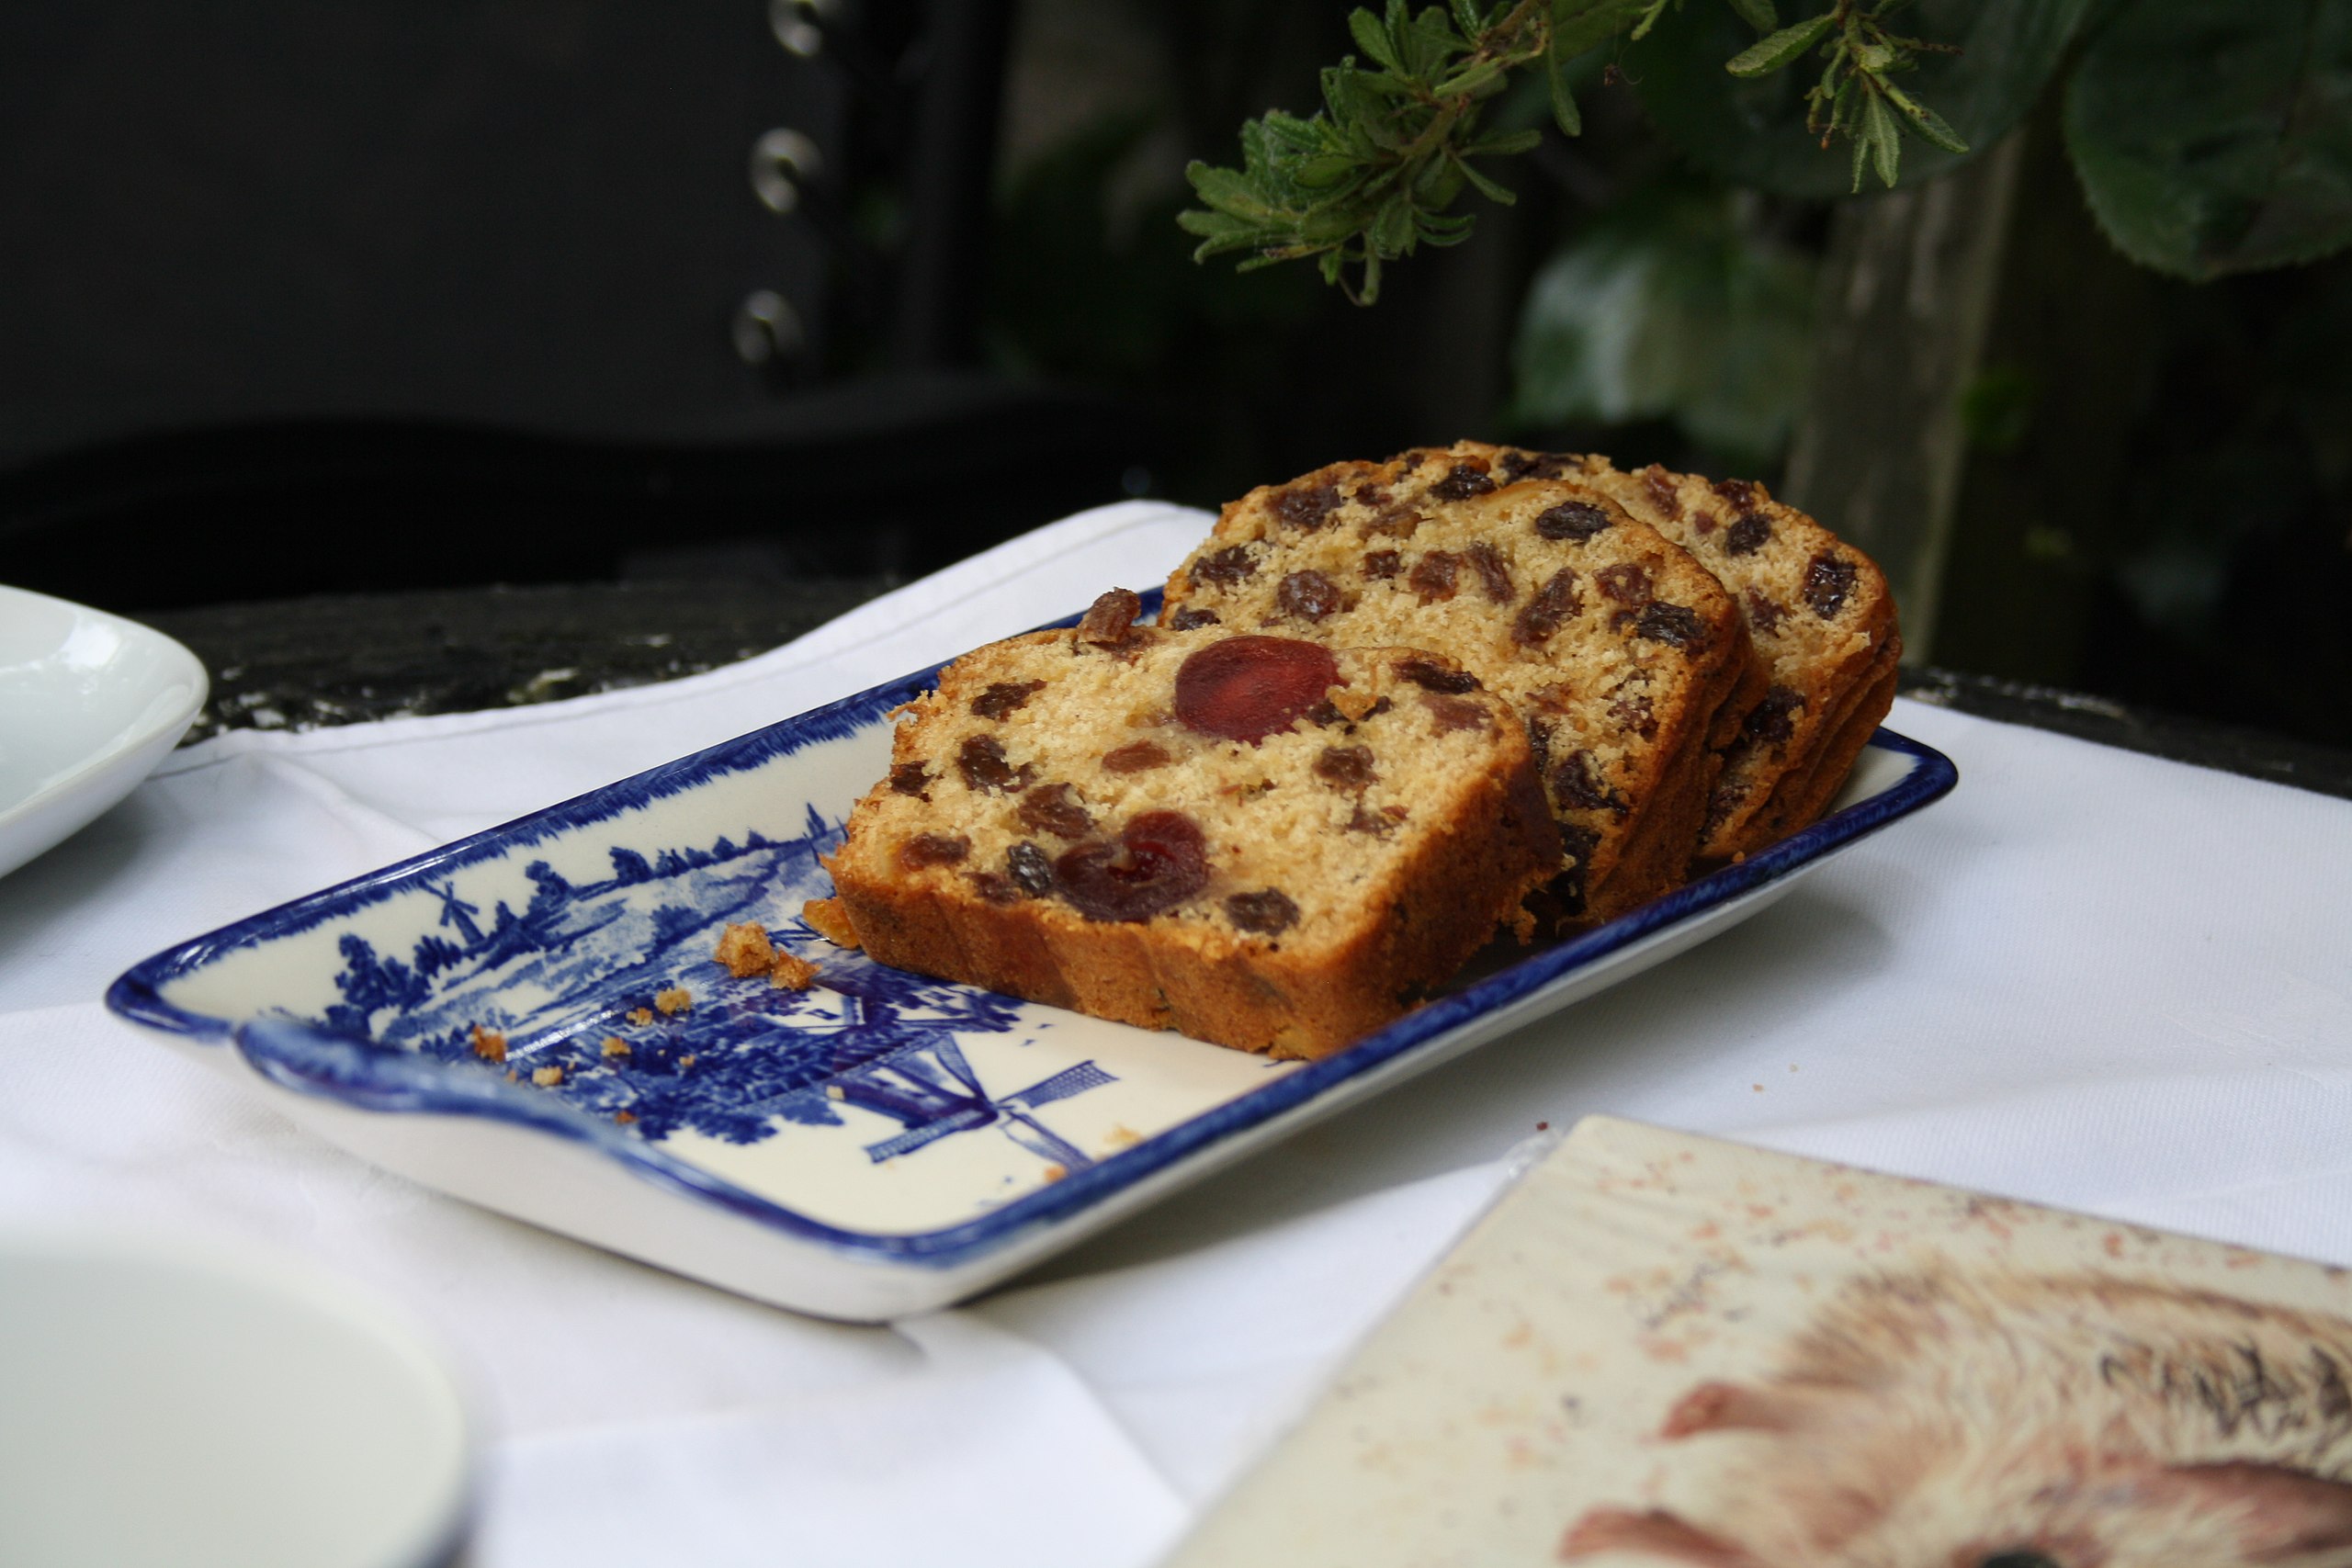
left=107, top=594, right=1959, bottom=1270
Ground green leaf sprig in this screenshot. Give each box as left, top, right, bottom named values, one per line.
left=1177, top=0, right=1560, bottom=305
left=1729, top=0, right=1968, bottom=192
left=1181, top=0, right=1964, bottom=301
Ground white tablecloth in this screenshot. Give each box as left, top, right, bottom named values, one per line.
left=4, top=501, right=2349, bottom=1566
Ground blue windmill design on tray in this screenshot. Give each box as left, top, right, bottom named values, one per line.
left=305, top=802, right=1118, bottom=1167
left=836, top=1039, right=1114, bottom=1169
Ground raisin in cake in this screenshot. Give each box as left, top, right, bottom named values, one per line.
left=1453, top=443, right=1899, bottom=864
left=1161, top=451, right=1762, bottom=924
left=821, top=591, right=1560, bottom=1059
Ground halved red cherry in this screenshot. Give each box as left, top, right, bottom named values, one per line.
left=1172, top=636, right=1341, bottom=745
left=1053, top=810, right=1208, bottom=921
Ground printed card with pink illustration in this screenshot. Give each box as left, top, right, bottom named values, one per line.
left=1168, top=1116, right=2352, bottom=1568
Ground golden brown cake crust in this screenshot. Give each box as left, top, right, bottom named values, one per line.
left=1455, top=445, right=1899, bottom=866
left=824, top=619, right=1559, bottom=1058
left=1164, top=448, right=1760, bottom=923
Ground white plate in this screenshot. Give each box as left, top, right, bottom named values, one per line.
left=110, top=619, right=1954, bottom=1323
left=0, top=1227, right=470, bottom=1568
left=0, top=584, right=208, bottom=880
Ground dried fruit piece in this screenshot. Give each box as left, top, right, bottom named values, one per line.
left=1713, top=477, right=1759, bottom=508
left=1745, top=588, right=1788, bottom=637
left=1167, top=607, right=1221, bottom=631
left=1534, top=501, right=1611, bottom=541
left=971, top=871, right=1017, bottom=905
left=1277, top=570, right=1342, bottom=622
left=1632, top=603, right=1704, bottom=649
left=1365, top=505, right=1423, bottom=538
left=1078, top=587, right=1145, bottom=646
left=1743, top=684, right=1806, bottom=746
left=1423, top=693, right=1489, bottom=733
left=971, top=681, right=1045, bottom=719
left=1053, top=810, right=1209, bottom=922
left=1804, top=552, right=1858, bottom=619
left=888, top=761, right=931, bottom=799
left=1224, top=889, right=1300, bottom=935
left=1429, top=464, right=1496, bottom=502
left=1595, top=563, right=1653, bottom=605
left=957, top=735, right=1035, bottom=794
left=1500, top=449, right=1574, bottom=482
left=1173, top=636, right=1340, bottom=745
left=1314, top=744, right=1377, bottom=790
left=1408, top=551, right=1461, bottom=603
left=1553, top=750, right=1630, bottom=816
left=1514, top=569, right=1582, bottom=644
left=1464, top=542, right=1515, bottom=604
left=1398, top=659, right=1479, bottom=694
left=1006, top=840, right=1055, bottom=898
left=1362, top=548, right=1402, bottom=580
left=1192, top=545, right=1256, bottom=586
left=1609, top=693, right=1658, bottom=739
left=1641, top=466, right=1682, bottom=520
left=1345, top=802, right=1409, bottom=835
left=1272, top=481, right=1343, bottom=529
left=898, top=833, right=970, bottom=869
left=1725, top=513, right=1772, bottom=556
left=1018, top=783, right=1093, bottom=839
left=1102, top=739, right=1172, bottom=773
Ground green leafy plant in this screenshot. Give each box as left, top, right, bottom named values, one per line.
left=1178, top=0, right=1969, bottom=301
left=1181, top=0, right=2352, bottom=299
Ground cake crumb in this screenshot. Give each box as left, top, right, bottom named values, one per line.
left=601, top=1036, right=630, bottom=1057
left=614, top=1109, right=637, bottom=1125
left=714, top=921, right=775, bottom=977
left=678, top=1054, right=698, bottom=1070
left=504, top=1070, right=518, bottom=1082
left=533, top=1066, right=565, bottom=1087
left=770, top=950, right=820, bottom=990
left=627, top=1007, right=654, bottom=1026
left=801, top=897, right=861, bottom=950
left=1104, top=1125, right=1143, bottom=1149
left=469, top=1024, right=507, bottom=1063
left=1041, top=1163, right=1069, bottom=1183
left=654, top=987, right=693, bottom=1015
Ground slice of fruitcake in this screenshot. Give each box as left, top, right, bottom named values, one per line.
left=1161, top=451, right=1762, bottom=924
left=821, top=591, right=1560, bottom=1059
left=1453, top=444, right=1900, bottom=865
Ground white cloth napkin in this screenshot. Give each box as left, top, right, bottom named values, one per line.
left=3, top=499, right=2349, bottom=1567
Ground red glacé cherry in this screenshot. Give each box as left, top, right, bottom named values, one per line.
left=1052, top=810, right=1209, bottom=922
left=1172, top=636, right=1340, bottom=745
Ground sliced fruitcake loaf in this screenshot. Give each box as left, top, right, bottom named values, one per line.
left=821, top=591, right=1560, bottom=1059
left=1160, top=451, right=1762, bottom=923
left=1454, top=443, right=1900, bottom=864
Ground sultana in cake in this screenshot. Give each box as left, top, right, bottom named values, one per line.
left=820, top=590, right=1560, bottom=1058
left=1161, top=449, right=1763, bottom=923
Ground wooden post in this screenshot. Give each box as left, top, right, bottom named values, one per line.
left=1780, top=131, right=2026, bottom=662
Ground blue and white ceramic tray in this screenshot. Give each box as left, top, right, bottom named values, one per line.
left=109, top=621, right=1956, bottom=1323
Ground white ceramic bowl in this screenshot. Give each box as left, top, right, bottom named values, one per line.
left=0, top=583, right=208, bottom=880
left=0, top=1228, right=471, bottom=1568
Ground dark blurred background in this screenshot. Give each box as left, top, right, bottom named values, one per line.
left=4, top=1, right=2347, bottom=750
